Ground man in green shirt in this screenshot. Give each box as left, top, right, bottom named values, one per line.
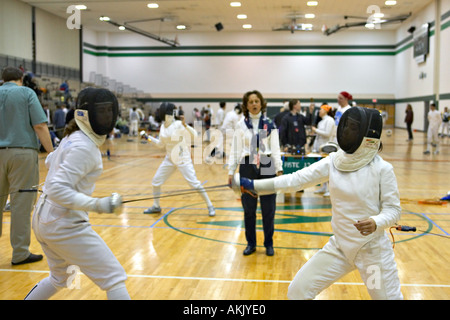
left=0, top=66, right=53, bottom=265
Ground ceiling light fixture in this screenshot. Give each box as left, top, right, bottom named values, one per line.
left=147, top=3, right=159, bottom=9
left=75, top=5, right=87, bottom=10
left=176, top=25, right=186, bottom=30
left=99, top=16, right=110, bottom=21
left=305, top=13, right=315, bottom=19
left=118, top=25, right=126, bottom=30
left=237, top=14, right=247, bottom=19
left=242, top=24, right=252, bottom=29
left=385, top=0, right=397, bottom=5
left=307, top=1, right=318, bottom=6
left=230, top=2, right=241, bottom=7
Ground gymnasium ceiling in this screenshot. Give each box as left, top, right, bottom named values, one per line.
left=21, top=0, right=433, bottom=35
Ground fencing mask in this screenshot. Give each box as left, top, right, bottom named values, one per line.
left=75, top=87, right=119, bottom=146
left=159, top=102, right=176, bottom=126
left=333, top=107, right=383, bottom=171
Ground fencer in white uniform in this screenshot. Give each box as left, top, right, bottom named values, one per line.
left=312, top=104, right=335, bottom=153
left=144, top=102, right=215, bottom=216
left=25, top=88, right=130, bottom=300
left=234, top=106, right=403, bottom=300
left=312, top=104, right=335, bottom=196
left=424, top=103, right=442, bottom=155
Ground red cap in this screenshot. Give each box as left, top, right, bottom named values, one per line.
left=340, top=91, right=353, bottom=100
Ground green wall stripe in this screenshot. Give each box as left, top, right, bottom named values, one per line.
left=83, top=48, right=395, bottom=57
left=441, top=19, right=450, bottom=31
left=83, top=42, right=396, bottom=51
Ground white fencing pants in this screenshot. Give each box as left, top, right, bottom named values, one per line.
left=31, top=195, right=128, bottom=295
left=427, top=125, right=440, bottom=152
left=130, top=120, right=138, bottom=136
left=151, top=157, right=212, bottom=208
left=287, top=235, right=403, bottom=300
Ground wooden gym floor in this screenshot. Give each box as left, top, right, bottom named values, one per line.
left=0, top=127, right=449, bottom=300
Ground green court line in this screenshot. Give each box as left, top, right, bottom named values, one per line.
left=162, top=206, right=433, bottom=250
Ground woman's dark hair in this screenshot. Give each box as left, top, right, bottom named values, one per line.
left=288, top=99, right=299, bottom=111
left=242, top=90, right=267, bottom=118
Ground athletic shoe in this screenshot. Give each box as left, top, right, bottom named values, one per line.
left=208, top=205, right=215, bottom=217
left=143, top=205, right=161, bottom=214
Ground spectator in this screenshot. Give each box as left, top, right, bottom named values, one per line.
left=59, top=80, right=72, bottom=103
left=439, top=106, right=449, bottom=137
left=53, top=104, right=66, bottom=139
left=404, top=104, right=414, bottom=141
left=274, top=101, right=290, bottom=129
left=0, top=66, right=53, bottom=265
left=333, top=91, right=353, bottom=142
left=279, top=99, right=314, bottom=153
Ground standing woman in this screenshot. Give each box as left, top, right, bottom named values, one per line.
left=404, top=104, right=414, bottom=141
left=25, top=88, right=130, bottom=300
left=227, top=90, right=283, bottom=256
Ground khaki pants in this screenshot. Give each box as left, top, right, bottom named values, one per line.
left=0, top=148, right=39, bottom=263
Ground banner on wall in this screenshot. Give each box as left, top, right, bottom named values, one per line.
left=413, top=23, right=430, bottom=64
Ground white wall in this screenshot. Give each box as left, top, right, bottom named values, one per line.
left=0, top=0, right=33, bottom=59
left=35, top=8, right=80, bottom=69
left=82, top=29, right=397, bottom=101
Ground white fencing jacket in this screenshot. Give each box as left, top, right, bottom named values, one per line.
left=272, top=153, right=401, bottom=261
left=153, top=120, right=197, bottom=165
left=43, top=130, right=103, bottom=215
left=313, top=115, right=335, bottom=151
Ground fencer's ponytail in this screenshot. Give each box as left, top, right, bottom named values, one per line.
left=63, top=118, right=80, bottom=137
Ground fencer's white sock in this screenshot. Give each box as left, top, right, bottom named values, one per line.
left=153, top=186, right=161, bottom=207
left=106, top=282, right=131, bottom=300
left=24, top=277, right=60, bottom=300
